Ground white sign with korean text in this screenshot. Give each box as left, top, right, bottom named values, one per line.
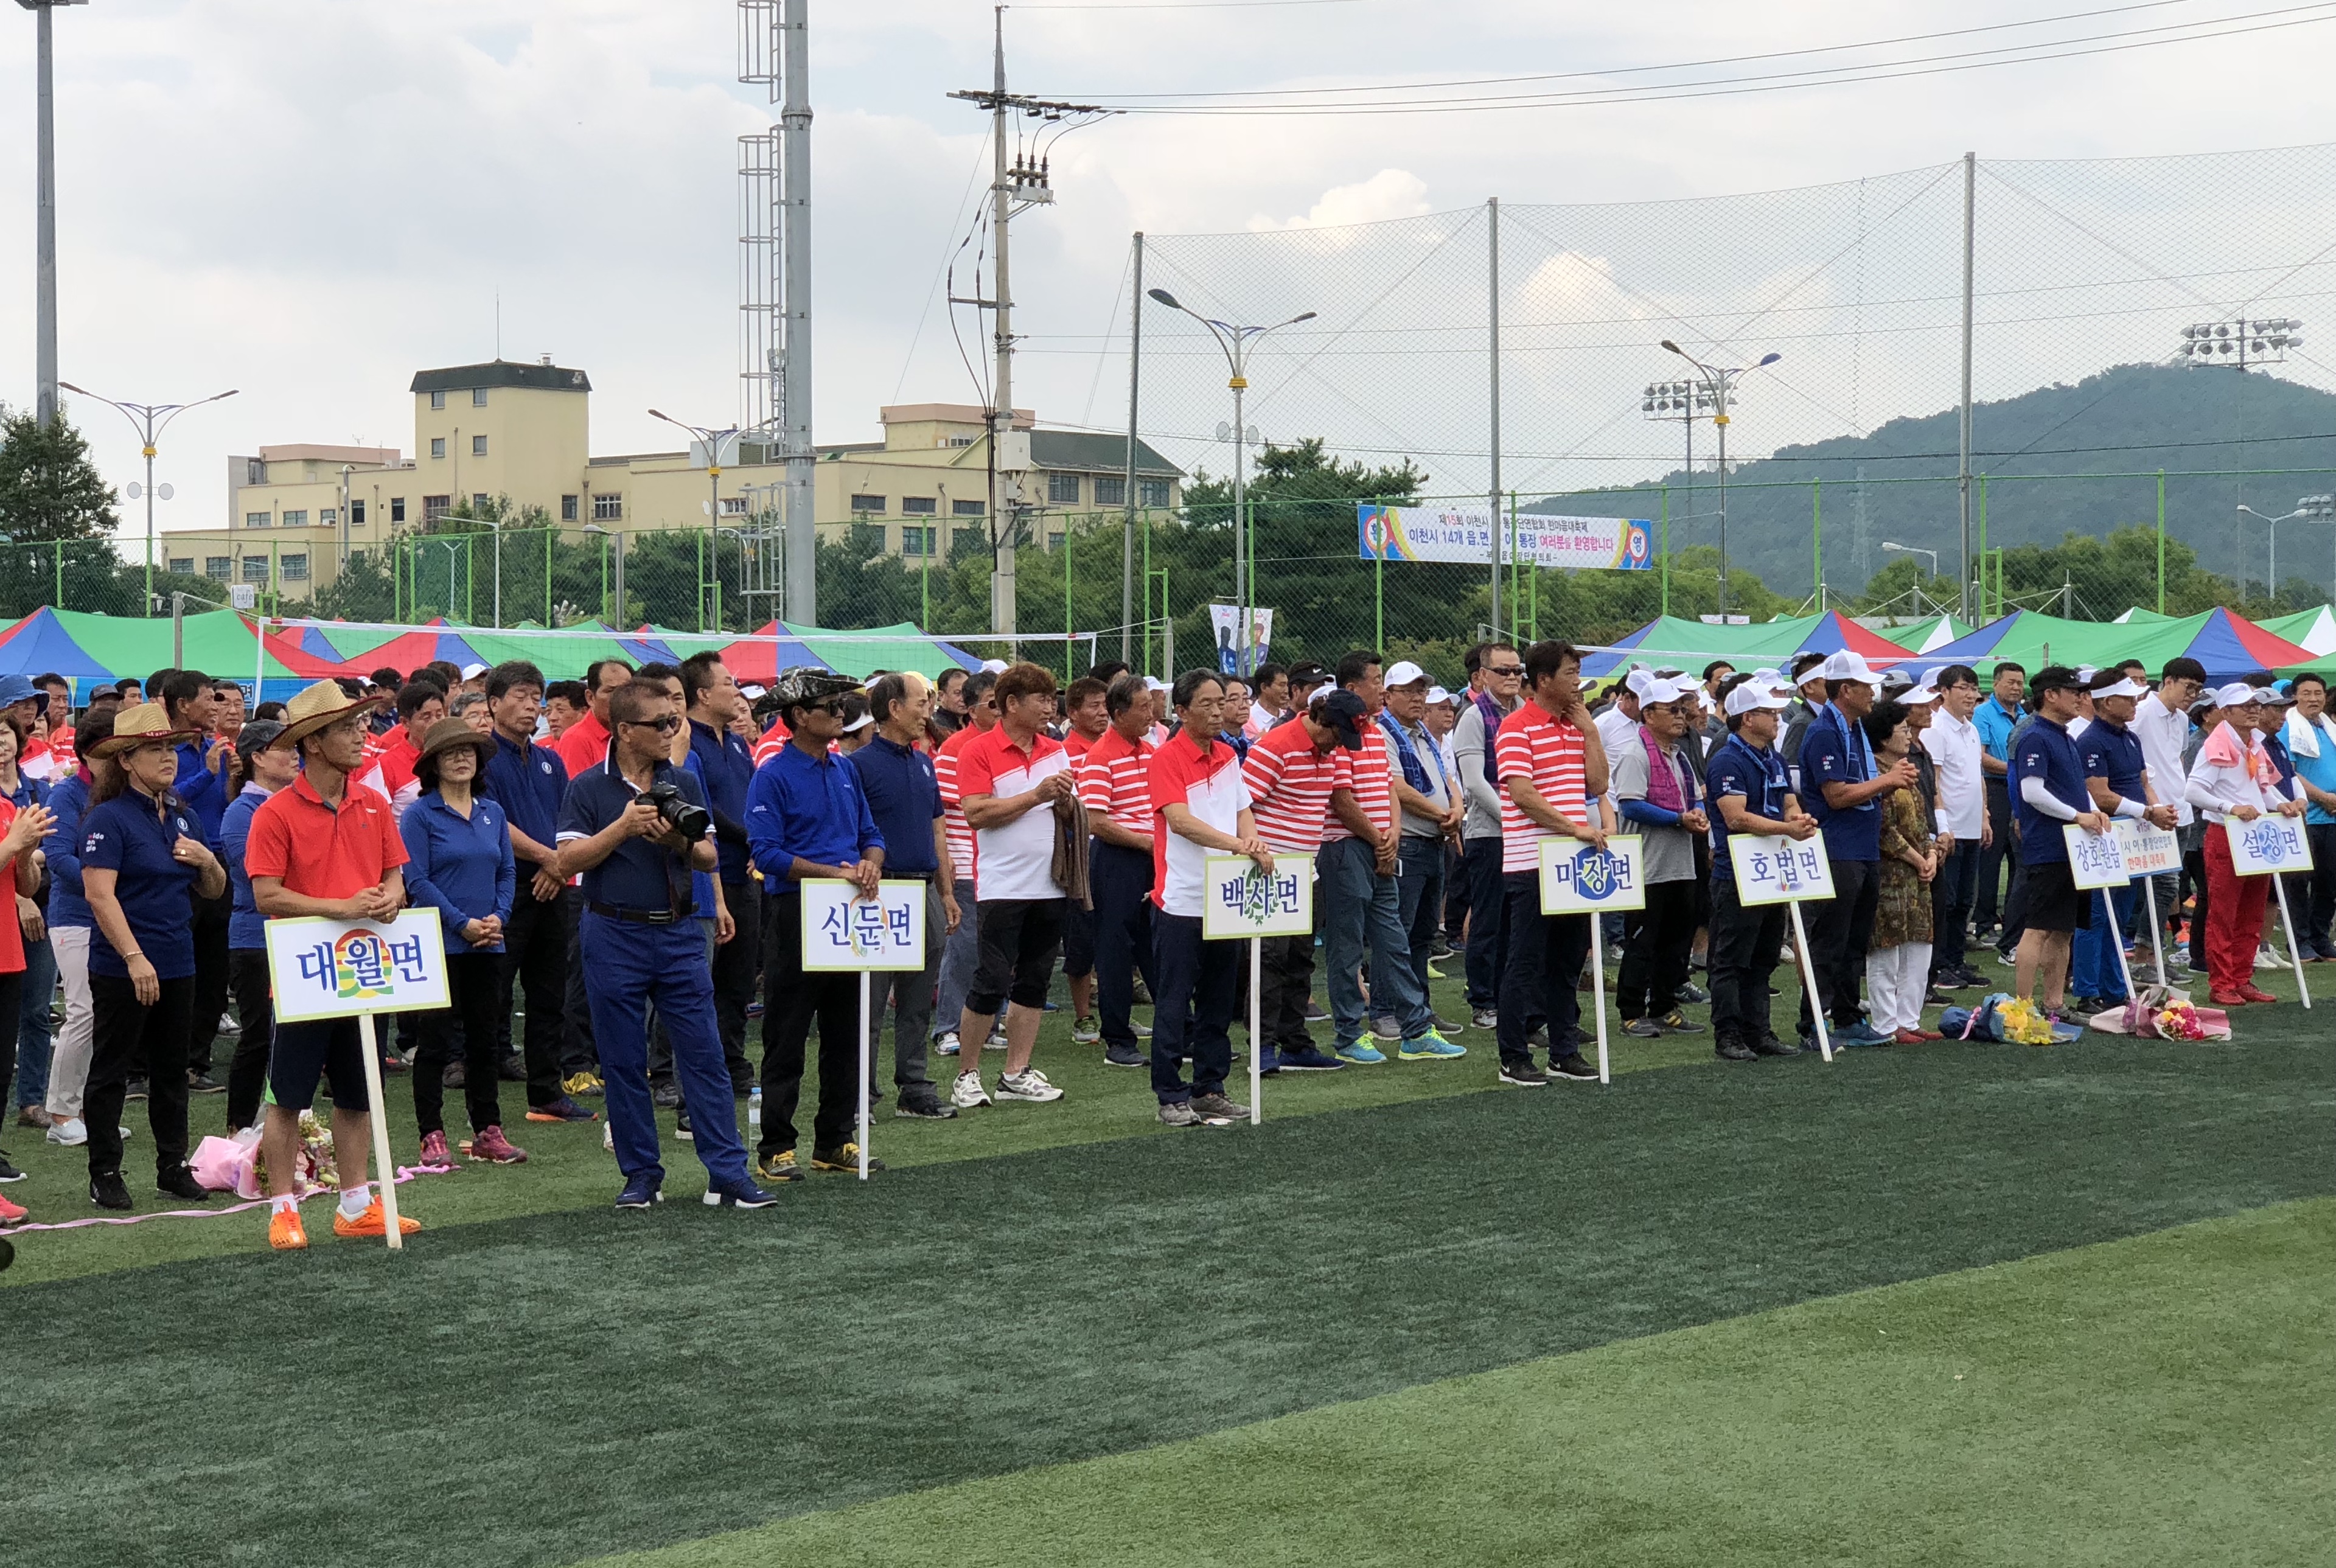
left=1202, top=852, right=1314, bottom=939
left=2224, top=814, right=2315, bottom=877
left=265, top=911, right=449, bottom=1025
left=2112, top=818, right=2181, bottom=877
left=2063, top=824, right=2130, bottom=891
left=1539, top=835, right=1648, bottom=916
left=1726, top=834, right=1838, bottom=907
left=801, top=879, right=927, bottom=971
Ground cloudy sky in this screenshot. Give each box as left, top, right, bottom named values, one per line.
left=7, top=0, right=2336, bottom=539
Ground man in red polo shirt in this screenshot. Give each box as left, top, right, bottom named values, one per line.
left=245, top=680, right=419, bottom=1250
left=1058, top=675, right=1110, bottom=1044
left=553, top=659, right=632, bottom=778
left=1240, top=693, right=1357, bottom=1073
left=1078, top=673, right=1159, bottom=1067
left=357, top=678, right=447, bottom=822
left=1494, top=640, right=1613, bottom=1085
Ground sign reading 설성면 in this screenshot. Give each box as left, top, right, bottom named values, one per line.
left=264, top=911, right=449, bottom=1024
left=1202, top=853, right=1314, bottom=939
left=1358, top=504, right=1654, bottom=573
left=2224, top=813, right=2315, bottom=877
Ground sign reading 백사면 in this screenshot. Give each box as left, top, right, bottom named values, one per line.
left=1538, top=835, right=1647, bottom=915
left=2063, top=823, right=2130, bottom=891
left=1202, top=853, right=1314, bottom=939
left=1726, top=833, right=1837, bottom=907
left=264, top=911, right=449, bottom=1024
left=2223, top=814, right=2315, bottom=877
left=800, top=879, right=927, bottom=972
left=1358, top=505, right=1654, bottom=573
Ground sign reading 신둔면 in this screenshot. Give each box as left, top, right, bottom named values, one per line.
left=2063, top=823, right=2130, bottom=891
left=1538, top=835, right=1647, bottom=916
left=1726, top=834, right=1838, bottom=907
left=265, top=911, right=449, bottom=1025
left=801, top=879, right=927, bottom=972
left=2224, top=814, right=2315, bottom=877
left=2112, top=819, right=2182, bottom=876
left=1202, top=853, right=1314, bottom=939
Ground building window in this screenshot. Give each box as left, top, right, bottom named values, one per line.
left=244, top=512, right=271, bottom=528
left=944, top=436, right=975, bottom=448
left=720, top=495, right=749, bottom=515
left=592, top=493, right=623, bottom=521
left=245, top=458, right=265, bottom=484
left=351, top=500, right=366, bottom=526
left=319, top=507, right=336, bottom=526
left=560, top=495, right=578, bottom=522
left=281, top=509, right=308, bottom=528
left=390, top=497, right=406, bottom=523
left=167, top=557, right=194, bottom=574
left=430, top=437, right=446, bottom=459
left=424, top=495, right=452, bottom=522
left=851, top=493, right=887, bottom=514
left=242, top=556, right=270, bottom=584
left=901, top=497, right=937, bottom=516
left=1047, top=531, right=1065, bottom=552
left=471, top=434, right=487, bottom=457
left=1093, top=476, right=1126, bottom=507
left=430, top=390, right=447, bottom=409
left=204, top=556, right=231, bottom=580
left=1047, top=473, right=1080, bottom=505
left=472, top=388, right=489, bottom=407
left=281, top=554, right=309, bottom=581
left=472, top=493, right=488, bottom=510
left=952, top=498, right=986, bottom=517
left=1138, top=479, right=1171, bottom=509
left=902, top=525, right=937, bottom=557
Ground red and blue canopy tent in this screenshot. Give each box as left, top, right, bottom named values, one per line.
left=1911, top=608, right=2317, bottom=685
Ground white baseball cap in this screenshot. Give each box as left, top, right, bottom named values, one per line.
left=1724, top=681, right=1792, bottom=717
left=2258, top=684, right=2293, bottom=705
left=2212, top=681, right=2258, bottom=707
left=1898, top=685, right=1940, bottom=705
left=1145, top=676, right=1171, bottom=693
left=459, top=662, right=487, bottom=681
left=980, top=658, right=1010, bottom=674
left=2091, top=675, right=2149, bottom=700
left=1426, top=685, right=1453, bottom=705
left=1637, top=675, right=1693, bottom=706
left=1819, top=651, right=1883, bottom=686
left=1624, top=668, right=1658, bottom=700
left=841, top=709, right=874, bottom=733
left=1750, top=666, right=1783, bottom=686
left=1384, top=660, right=1430, bottom=688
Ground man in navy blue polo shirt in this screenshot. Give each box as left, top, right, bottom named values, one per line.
left=843, top=671, right=958, bottom=1121
left=682, top=652, right=759, bottom=1094
left=159, top=670, right=237, bottom=1096
left=1704, top=675, right=1819, bottom=1061
left=2071, top=669, right=2178, bottom=1009
left=747, top=669, right=888, bottom=1183
left=557, top=679, right=770, bottom=1210
left=1796, top=652, right=1919, bottom=1048
left=481, top=661, right=593, bottom=1124
left=2012, top=666, right=2111, bottom=1019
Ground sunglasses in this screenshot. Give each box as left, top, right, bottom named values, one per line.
left=622, top=715, right=683, bottom=734
left=1486, top=664, right=1524, bottom=677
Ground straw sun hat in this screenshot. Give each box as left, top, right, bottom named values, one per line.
left=275, top=679, right=392, bottom=750
left=86, top=702, right=201, bottom=760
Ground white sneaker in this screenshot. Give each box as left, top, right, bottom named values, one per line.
left=995, top=1067, right=1064, bottom=1103
left=950, top=1070, right=992, bottom=1109
left=2255, top=946, right=2282, bottom=970
left=45, top=1116, right=87, bottom=1146
left=217, top=1010, right=241, bottom=1036
left=984, top=1028, right=1008, bottom=1050
left=935, top=1031, right=962, bottom=1056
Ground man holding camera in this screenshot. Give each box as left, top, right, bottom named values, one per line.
left=557, top=680, right=771, bottom=1210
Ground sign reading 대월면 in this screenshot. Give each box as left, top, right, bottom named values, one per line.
left=1358, top=504, right=1655, bottom=573
left=2112, top=819, right=2182, bottom=876
left=2224, top=814, right=2315, bottom=877
left=265, top=911, right=449, bottom=1024
left=2063, top=823, right=2130, bottom=891
left=1726, top=834, right=1838, bottom=907
left=1539, top=835, right=1647, bottom=916
left=800, top=879, right=927, bottom=972
left=1202, top=853, right=1314, bottom=939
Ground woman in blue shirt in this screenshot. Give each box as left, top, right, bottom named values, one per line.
left=400, top=719, right=521, bottom=1167
left=218, top=719, right=295, bottom=1132
left=79, top=703, right=227, bottom=1210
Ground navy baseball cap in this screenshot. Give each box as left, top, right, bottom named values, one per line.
left=1317, top=688, right=1367, bottom=751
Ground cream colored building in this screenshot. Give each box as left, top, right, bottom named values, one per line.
left=162, top=360, right=1182, bottom=605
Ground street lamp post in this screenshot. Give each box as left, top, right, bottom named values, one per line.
left=19, top=0, right=87, bottom=430
left=649, top=409, right=739, bottom=632
left=1881, top=541, right=1939, bottom=576
left=482, top=516, right=504, bottom=626
left=1656, top=343, right=1779, bottom=615
left=59, top=382, right=237, bottom=616
left=2237, top=495, right=2336, bottom=598
left=1146, top=288, right=1313, bottom=675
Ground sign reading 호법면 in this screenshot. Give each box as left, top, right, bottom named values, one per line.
left=1202, top=853, right=1314, bottom=939
left=1358, top=504, right=1654, bottom=573
left=265, top=911, right=448, bottom=1025
left=801, top=879, right=927, bottom=972
left=1726, top=834, right=1837, bottom=907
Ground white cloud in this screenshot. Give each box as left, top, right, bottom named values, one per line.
left=1253, top=170, right=1432, bottom=232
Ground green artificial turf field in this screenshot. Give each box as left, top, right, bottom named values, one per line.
left=7, top=963, right=2331, bottom=1567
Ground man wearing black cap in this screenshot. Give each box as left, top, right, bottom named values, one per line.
left=2009, top=666, right=2110, bottom=1018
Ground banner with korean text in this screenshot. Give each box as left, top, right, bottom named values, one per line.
left=1358, top=505, right=1655, bottom=573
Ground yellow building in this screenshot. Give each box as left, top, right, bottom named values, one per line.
left=161, top=360, right=1182, bottom=605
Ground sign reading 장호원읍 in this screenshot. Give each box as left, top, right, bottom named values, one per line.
left=264, top=911, right=449, bottom=1025
left=2063, top=823, right=2130, bottom=891
left=1358, top=504, right=1654, bottom=572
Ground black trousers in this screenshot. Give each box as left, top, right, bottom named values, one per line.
left=1975, top=779, right=2017, bottom=929
left=498, top=887, right=570, bottom=1107
left=1149, top=911, right=1236, bottom=1104
left=414, top=951, right=507, bottom=1136
left=2307, top=823, right=2336, bottom=955
left=1090, top=841, right=1159, bottom=1051
left=87, top=972, right=195, bottom=1180
left=1708, top=876, right=1786, bottom=1046
left=1259, top=930, right=1316, bottom=1051
left=225, top=949, right=274, bottom=1131
left=2183, top=847, right=2211, bottom=960
left=710, top=879, right=759, bottom=1091
left=184, top=887, right=232, bottom=1076
left=560, top=883, right=599, bottom=1076
left=1461, top=837, right=1508, bottom=1010
left=0, top=970, right=20, bottom=1135
left=1798, top=858, right=1879, bottom=1034
left=1497, top=875, right=1589, bottom=1067
left=758, top=895, right=861, bottom=1154
left=1616, top=879, right=1698, bottom=1021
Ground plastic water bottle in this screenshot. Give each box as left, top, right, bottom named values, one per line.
left=748, top=1085, right=762, bottom=1143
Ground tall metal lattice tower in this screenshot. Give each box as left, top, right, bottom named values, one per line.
left=737, top=0, right=815, bottom=623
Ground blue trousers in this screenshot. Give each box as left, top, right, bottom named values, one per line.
left=15, top=932, right=54, bottom=1110
left=1090, top=841, right=1159, bottom=1051
left=581, top=911, right=747, bottom=1189
left=2071, top=882, right=2137, bottom=1002
left=1149, top=912, right=1236, bottom=1104
left=1319, top=836, right=1430, bottom=1046
left=1379, top=835, right=1445, bottom=1006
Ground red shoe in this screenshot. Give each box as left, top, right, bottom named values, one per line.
left=2209, top=989, right=2248, bottom=1006
left=470, top=1126, right=528, bottom=1164
left=0, top=1189, right=27, bottom=1225
left=1892, top=1028, right=1928, bottom=1045
left=1914, top=1029, right=1944, bottom=1042
left=419, top=1129, right=458, bottom=1168
left=2239, top=984, right=2278, bottom=1005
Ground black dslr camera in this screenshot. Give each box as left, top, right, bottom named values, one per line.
left=644, top=781, right=712, bottom=843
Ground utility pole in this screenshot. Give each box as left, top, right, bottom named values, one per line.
left=1487, top=197, right=1502, bottom=638
left=950, top=13, right=1104, bottom=639
left=1958, top=150, right=1976, bottom=625
left=780, top=0, right=815, bottom=624
left=21, top=1, right=84, bottom=430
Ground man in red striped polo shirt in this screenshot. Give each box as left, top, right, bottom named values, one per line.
left=931, top=671, right=998, bottom=1059
left=1494, top=641, right=1613, bottom=1084
left=1148, top=671, right=1274, bottom=1125
left=1058, top=676, right=1110, bottom=1045
left=1241, top=694, right=1353, bottom=1074
left=1318, top=654, right=1463, bottom=1065
left=1078, top=674, right=1160, bottom=1068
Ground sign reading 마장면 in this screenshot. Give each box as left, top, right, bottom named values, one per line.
left=1358, top=504, right=1654, bottom=573
left=265, top=911, right=449, bottom=1025
left=1539, top=835, right=1647, bottom=916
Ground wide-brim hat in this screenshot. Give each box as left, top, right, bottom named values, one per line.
left=0, top=674, right=47, bottom=717
left=416, top=717, right=497, bottom=771
left=88, top=702, right=201, bottom=759
left=277, top=678, right=393, bottom=750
